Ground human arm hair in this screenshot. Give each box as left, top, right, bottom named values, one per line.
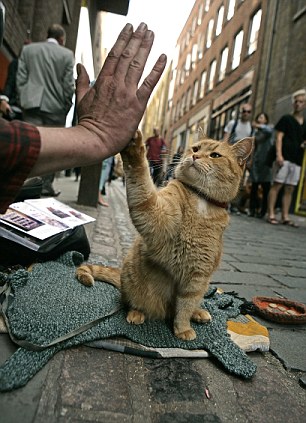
left=275, top=130, right=284, bottom=166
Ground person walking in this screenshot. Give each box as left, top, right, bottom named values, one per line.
left=223, top=103, right=254, bottom=213
left=223, top=103, right=253, bottom=144
left=267, top=89, right=306, bottom=227
left=17, top=23, right=75, bottom=197
left=248, top=112, right=274, bottom=218
left=166, top=145, right=184, bottom=180
left=145, top=128, right=167, bottom=186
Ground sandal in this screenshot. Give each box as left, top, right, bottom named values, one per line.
left=282, top=220, right=299, bottom=228
left=267, top=217, right=279, bottom=225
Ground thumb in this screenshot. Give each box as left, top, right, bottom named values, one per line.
left=75, top=63, right=90, bottom=105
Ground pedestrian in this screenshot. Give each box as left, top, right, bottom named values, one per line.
left=0, top=39, right=31, bottom=121
left=223, top=103, right=254, bottom=213
left=98, top=156, right=115, bottom=207
left=0, top=57, right=22, bottom=120
left=17, top=23, right=75, bottom=197
left=267, top=89, right=306, bottom=227
left=166, top=145, right=184, bottom=180
left=248, top=112, right=274, bottom=218
left=0, top=19, right=167, bottom=214
left=145, top=128, right=167, bottom=186
left=223, top=103, right=253, bottom=144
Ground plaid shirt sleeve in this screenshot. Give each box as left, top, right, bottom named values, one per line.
left=0, top=118, right=41, bottom=213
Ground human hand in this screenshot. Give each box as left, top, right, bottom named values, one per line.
left=0, top=99, right=12, bottom=116
left=276, top=155, right=284, bottom=167
left=75, top=22, right=167, bottom=158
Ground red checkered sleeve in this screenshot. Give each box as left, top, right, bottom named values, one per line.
left=0, top=118, right=41, bottom=213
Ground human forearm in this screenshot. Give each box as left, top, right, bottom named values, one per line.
left=275, top=131, right=284, bottom=165
left=29, top=125, right=113, bottom=176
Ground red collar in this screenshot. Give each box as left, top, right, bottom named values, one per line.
left=183, top=183, right=228, bottom=209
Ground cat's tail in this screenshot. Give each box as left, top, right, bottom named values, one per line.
left=76, top=264, right=121, bottom=289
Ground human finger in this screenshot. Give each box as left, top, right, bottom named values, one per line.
left=114, top=23, right=150, bottom=80
left=124, top=29, right=154, bottom=87
left=75, top=63, right=91, bottom=106
left=96, top=23, right=134, bottom=80
left=137, top=54, right=167, bottom=104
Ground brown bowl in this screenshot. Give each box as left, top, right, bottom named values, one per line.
left=252, top=296, right=306, bottom=324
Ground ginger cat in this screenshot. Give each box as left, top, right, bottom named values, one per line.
left=77, top=131, right=253, bottom=341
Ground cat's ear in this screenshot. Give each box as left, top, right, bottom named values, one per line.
left=231, top=137, right=254, bottom=166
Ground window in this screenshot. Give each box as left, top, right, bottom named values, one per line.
left=206, top=19, right=214, bottom=48
left=227, top=0, right=236, bottom=20
left=185, top=53, right=191, bottom=77
left=248, top=9, right=262, bottom=55
left=216, top=5, right=224, bottom=36
left=198, top=3, right=203, bottom=25
left=199, top=70, right=207, bottom=99
left=179, top=94, right=186, bottom=117
left=176, top=69, right=181, bottom=87
left=219, top=46, right=228, bottom=81
left=186, top=88, right=191, bottom=112
left=191, top=44, right=198, bottom=69
left=198, top=33, right=205, bottom=60
left=192, top=80, right=199, bottom=106
left=208, top=60, right=216, bottom=90
left=180, top=68, right=185, bottom=85
left=232, top=30, right=243, bottom=69
left=186, top=31, right=191, bottom=47
left=191, top=17, right=197, bottom=35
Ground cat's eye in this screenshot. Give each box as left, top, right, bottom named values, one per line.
left=192, top=146, right=199, bottom=153
left=210, top=152, right=222, bottom=158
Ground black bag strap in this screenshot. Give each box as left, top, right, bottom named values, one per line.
left=0, top=280, right=121, bottom=351
left=229, top=120, right=238, bottom=143
left=230, top=120, right=254, bottom=143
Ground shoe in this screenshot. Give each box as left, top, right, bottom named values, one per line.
left=282, top=220, right=299, bottom=228
left=41, top=190, right=61, bottom=197
left=267, top=217, right=279, bottom=225
left=98, top=201, right=109, bottom=207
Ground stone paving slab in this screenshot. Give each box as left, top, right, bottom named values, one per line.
left=1, top=176, right=306, bottom=423
left=211, top=270, right=282, bottom=286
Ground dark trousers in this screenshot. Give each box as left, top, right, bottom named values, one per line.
left=23, top=109, right=66, bottom=195
left=249, top=182, right=271, bottom=217
left=149, top=160, right=163, bottom=186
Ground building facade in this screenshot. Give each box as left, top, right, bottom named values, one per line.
left=0, top=0, right=82, bottom=89
left=167, top=0, right=266, bottom=154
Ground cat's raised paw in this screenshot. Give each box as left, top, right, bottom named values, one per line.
left=121, top=130, right=144, bottom=163
left=191, top=309, right=212, bottom=323
left=126, top=309, right=145, bottom=325
left=175, top=328, right=197, bottom=341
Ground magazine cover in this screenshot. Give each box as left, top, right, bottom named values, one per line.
left=0, top=199, right=95, bottom=241
left=24, top=198, right=95, bottom=228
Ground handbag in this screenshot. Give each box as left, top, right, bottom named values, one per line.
left=0, top=224, right=90, bottom=266
left=265, top=144, right=276, bottom=167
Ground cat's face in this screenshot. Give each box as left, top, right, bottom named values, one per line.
left=174, top=137, right=253, bottom=202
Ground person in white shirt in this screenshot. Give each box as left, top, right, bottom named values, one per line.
left=223, top=103, right=253, bottom=144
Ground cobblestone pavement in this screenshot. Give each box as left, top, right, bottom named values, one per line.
left=1, top=177, right=306, bottom=423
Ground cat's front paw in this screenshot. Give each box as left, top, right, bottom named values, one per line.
left=191, top=309, right=212, bottom=323
left=174, top=327, right=197, bottom=341
left=121, top=130, right=145, bottom=164
left=126, top=309, right=145, bottom=324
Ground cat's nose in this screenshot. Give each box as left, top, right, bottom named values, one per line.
left=192, top=154, right=199, bottom=161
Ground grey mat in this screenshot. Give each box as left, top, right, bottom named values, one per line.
left=0, top=252, right=256, bottom=391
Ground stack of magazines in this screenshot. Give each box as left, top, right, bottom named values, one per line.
left=0, top=198, right=95, bottom=251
